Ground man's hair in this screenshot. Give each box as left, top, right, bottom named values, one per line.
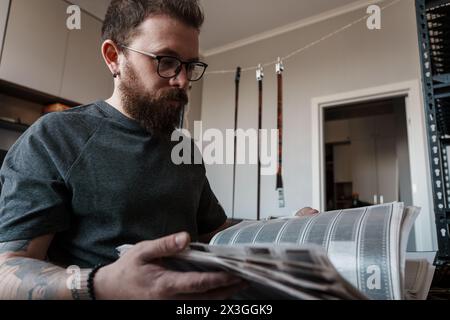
left=101, top=0, right=204, bottom=46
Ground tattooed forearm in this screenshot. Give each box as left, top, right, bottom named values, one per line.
left=0, top=240, right=31, bottom=254
left=0, top=236, right=92, bottom=300
left=0, top=257, right=71, bottom=300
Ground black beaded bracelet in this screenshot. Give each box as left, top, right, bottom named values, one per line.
left=87, top=264, right=105, bottom=300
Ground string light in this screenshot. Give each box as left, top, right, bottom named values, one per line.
left=205, top=0, right=403, bottom=75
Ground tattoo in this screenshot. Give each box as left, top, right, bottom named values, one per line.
left=0, top=238, right=90, bottom=300
left=0, top=257, right=69, bottom=300
left=0, top=240, right=31, bottom=254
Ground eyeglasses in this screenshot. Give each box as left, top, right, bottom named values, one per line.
left=121, top=45, right=208, bottom=82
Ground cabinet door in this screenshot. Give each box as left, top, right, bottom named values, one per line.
left=0, top=0, right=10, bottom=60
left=324, top=120, right=350, bottom=144
left=376, top=137, right=398, bottom=203
left=60, top=11, right=113, bottom=104
left=350, top=138, right=378, bottom=204
left=349, top=117, right=375, bottom=141
left=333, top=144, right=352, bottom=183
left=374, top=114, right=396, bottom=139
left=0, top=0, right=68, bottom=96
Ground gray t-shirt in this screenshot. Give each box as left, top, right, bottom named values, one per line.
left=0, top=101, right=226, bottom=267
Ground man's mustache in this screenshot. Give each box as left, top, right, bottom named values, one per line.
left=159, top=89, right=188, bottom=105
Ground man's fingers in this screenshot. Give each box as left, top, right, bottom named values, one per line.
left=160, top=271, right=243, bottom=296
left=295, top=207, right=319, bottom=217
left=135, top=232, right=190, bottom=263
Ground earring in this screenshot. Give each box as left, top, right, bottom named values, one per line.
left=113, top=72, right=120, bottom=78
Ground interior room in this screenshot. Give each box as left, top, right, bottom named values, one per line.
left=0, top=0, right=448, bottom=300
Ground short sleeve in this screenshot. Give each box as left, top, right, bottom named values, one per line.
left=0, top=127, right=71, bottom=242
left=196, top=177, right=227, bottom=235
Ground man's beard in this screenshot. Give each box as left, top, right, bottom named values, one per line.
left=119, top=62, right=188, bottom=135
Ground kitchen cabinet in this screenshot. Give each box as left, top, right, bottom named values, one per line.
left=376, top=136, right=398, bottom=203
left=349, top=116, right=376, bottom=141
left=349, top=137, right=378, bottom=203
left=349, top=115, right=398, bottom=204
left=0, top=126, right=24, bottom=150
left=324, top=120, right=350, bottom=144
left=0, top=0, right=68, bottom=96
left=0, top=0, right=113, bottom=105
left=0, top=0, right=10, bottom=60
left=60, top=10, right=113, bottom=104
left=333, top=144, right=352, bottom=183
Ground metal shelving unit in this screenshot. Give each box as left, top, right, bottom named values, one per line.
left=416, top=0, right=450, bottom=266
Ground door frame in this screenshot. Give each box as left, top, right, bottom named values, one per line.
left=311, top=80, right=437, bottom=251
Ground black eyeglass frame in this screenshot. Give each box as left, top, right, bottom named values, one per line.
left=120, top=45, right=208, bottom=82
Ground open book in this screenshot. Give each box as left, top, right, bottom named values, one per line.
left=117, top=202, right=435, bottom=300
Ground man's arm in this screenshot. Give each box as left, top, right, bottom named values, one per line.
left=0, top=232, right=244, bottom=300
left=0, top=235, right=82, bottom=300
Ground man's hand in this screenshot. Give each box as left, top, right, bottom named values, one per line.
left=94, top=232, right=245, bottom=300
left=294, top=207, right=319, bottom=217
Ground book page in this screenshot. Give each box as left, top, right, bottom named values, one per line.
left=166, top=243, right=368, bottom=300
left=210, top=202, right=412, bottom=300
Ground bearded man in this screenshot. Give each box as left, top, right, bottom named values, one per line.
left=0, top=0, right=317, bottom=300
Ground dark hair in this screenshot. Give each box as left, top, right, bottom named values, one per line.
left=101, top=0, right=204, bottom=46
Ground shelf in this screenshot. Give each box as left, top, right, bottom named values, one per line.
left=0, top=119, right=29, bottom=132
left=0, top=79, right=80, bottom=108
left=417, top=0, right=450, bottom=263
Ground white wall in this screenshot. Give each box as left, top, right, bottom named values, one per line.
left=201, top=0, right=424, bottom=220
left=186, top=80, right=203, bottom=133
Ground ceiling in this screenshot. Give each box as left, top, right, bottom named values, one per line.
left=69, top=0, right=368, bottom=55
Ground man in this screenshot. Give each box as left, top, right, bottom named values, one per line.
left=0, top=0, right=317, bottom=300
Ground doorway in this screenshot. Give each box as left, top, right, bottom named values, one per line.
left=311, top=81, right=437, bottom=252
left=323, top=97, right=413, bottom=211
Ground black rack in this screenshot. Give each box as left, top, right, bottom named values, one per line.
left=416, top=0, right=450, bottom=266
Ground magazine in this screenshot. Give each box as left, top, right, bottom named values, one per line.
left=117, top=202, right=435, bottom=300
